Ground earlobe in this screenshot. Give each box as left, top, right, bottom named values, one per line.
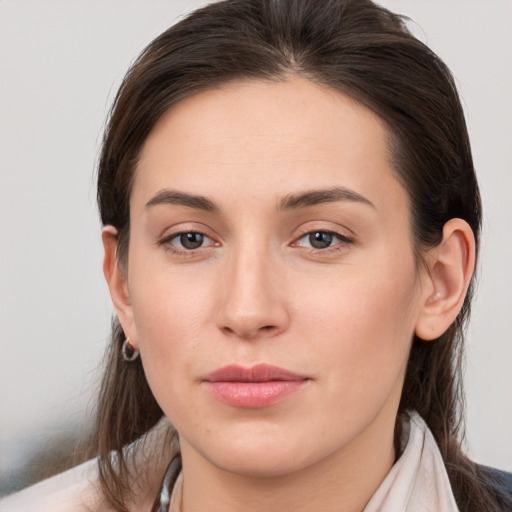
left=102, top=226, right=137, bottom=343
left=415, top=219, right=476, bottom=341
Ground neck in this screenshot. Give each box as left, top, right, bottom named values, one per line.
left=179, top=411, right=397, bottom=512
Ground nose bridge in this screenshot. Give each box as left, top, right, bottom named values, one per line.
left=217, top=238, right=288, bottom=339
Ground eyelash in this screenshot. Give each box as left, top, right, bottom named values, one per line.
left=159, top=229, right=354, bottom=256
left=159, top=231, right=216, bottom=255
left=293, top=229, right=354, bottom=252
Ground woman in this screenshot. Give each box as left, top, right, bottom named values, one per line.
left=2, top=0, right=511, bottom=510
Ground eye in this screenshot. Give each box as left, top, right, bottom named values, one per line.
left=166, top=231, right=214, bottom=251
left=295, top=230, right=352, bottom=250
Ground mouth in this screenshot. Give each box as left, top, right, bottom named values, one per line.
left=203, top=364, right=310, bottom=408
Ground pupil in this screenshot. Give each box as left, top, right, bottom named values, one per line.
left=309, top=232, right=332, bottom=249
left=180, top=232, right=203, bottom=249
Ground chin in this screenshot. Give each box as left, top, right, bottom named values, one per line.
left=211, top=448, right=310, bottom=479
left=185, top=423, right=330, bottom=479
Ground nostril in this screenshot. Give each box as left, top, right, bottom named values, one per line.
left=219, top=323, right=279, bottom=340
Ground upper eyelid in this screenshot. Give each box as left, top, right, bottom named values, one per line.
left=297, top=228, right=352, bottom=238
left=291, top=216, right=357, bottom=235
left=158, top=223, right=216, bottom=240
left=293, top=224, right=355, bottom=241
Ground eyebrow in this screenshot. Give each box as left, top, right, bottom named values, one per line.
left=278, top=187, right=375, bottom=211
left=145, top=189, right=219, bottom=213
left=145, top=186, right=375, bottom=214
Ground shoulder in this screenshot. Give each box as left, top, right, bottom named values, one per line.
left=0, top=459, right=112, bottom=512
left=0, top=418, right=178, bottom=512
left=477, top=464, right=512, bottom=508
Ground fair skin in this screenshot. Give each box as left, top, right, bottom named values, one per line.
left=103, top=77, right=475, bottom=512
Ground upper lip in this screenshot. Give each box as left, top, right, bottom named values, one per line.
left=204, top=364, right=309, bottom=382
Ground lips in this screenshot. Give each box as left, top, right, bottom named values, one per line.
left=203, top=364, right=310, bottom=408
left=205, top=363, right=308, bottom=383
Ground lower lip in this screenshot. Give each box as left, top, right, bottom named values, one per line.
left=204, top=380, right=308, bottom=408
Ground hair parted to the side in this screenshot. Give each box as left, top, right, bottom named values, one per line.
left=93, top=1, right=506, bottom=510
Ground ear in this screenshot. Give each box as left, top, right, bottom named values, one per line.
left=415, top=218, right=476, bottom=341
left=102, top=226, right=138, bottom=346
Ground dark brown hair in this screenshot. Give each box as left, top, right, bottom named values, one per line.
left=93, top=0, right=505, bottom=510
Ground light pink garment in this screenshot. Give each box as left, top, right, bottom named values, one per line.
left=364, top=412, right=459, bottom=512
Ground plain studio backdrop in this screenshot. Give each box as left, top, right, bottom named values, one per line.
left=1, top=0, right=511, bottom=492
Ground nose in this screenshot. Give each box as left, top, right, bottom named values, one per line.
left=216, top=246, right=289, bottom=340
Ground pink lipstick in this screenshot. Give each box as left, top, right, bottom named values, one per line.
left=203, top=364, right=310, bottom=408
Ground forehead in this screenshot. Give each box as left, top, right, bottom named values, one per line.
left=133, top=77, right=407, bottom=216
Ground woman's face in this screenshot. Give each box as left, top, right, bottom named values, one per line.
left=117, top=77, right=431, bottom=477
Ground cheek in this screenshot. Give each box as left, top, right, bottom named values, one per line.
left=128, top=278, right=211, bottom=426
left=127, top=257, right=219, bottom=392
left=295, top=254, right=420, bottom=386
left=132, top=285, right=201, bottom=347
left=129, top=241, right=215, bottom=336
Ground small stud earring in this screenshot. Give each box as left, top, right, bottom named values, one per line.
left=122, top=338, right=139, bottom=362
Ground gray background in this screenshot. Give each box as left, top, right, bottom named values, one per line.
left=1, top=0, right=511, bottom=489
